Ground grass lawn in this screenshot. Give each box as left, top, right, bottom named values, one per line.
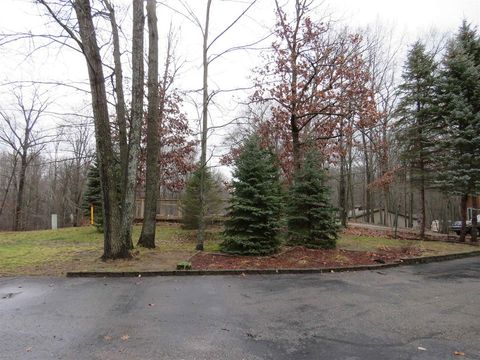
left=0, top=225, right=477, bottom=276
left=339, top=234, right=477, bottom=256
left=0, top=224, right=220, bottom=276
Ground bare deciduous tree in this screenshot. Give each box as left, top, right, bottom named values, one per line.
left=0, top=86, right=51, bottom=230
left=164, top=0, right=258, bottom=250
left=36, top=0, right=145, bottom=259
left=138, top=0, right=160, bottom=248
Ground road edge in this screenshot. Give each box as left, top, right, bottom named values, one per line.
left=65, top=250, right=480, bottom=277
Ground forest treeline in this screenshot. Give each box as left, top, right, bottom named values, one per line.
left=0, top=1, right=478, bottom=257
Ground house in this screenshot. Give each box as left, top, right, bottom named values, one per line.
left=466, top=195, right=480, bottom=221
left=348, top=207, right=419, bottom=228
left=134, top=185, right=229, bottom=222
left=135, top=197, right=182, bottom=221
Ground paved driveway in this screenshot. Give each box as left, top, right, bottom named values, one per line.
left=1, top=258, right=479, bottom=360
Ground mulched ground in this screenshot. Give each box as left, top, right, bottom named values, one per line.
left=190, top=246, right=423, bottom=270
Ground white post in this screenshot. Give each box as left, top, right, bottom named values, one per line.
left=51, top=214, right=58, bottom=230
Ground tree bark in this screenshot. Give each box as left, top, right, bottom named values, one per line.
left=291, top=118, right=301, bottom=172
left=419, top=170, right=426, bottom=239
left=0, top=154, right=17, bottom=218
left=338, top=130, right=347, bottom=227
left=72, top=161, right=81, bottom=227
left=403, top=166, right=408, bottom=227
left=347, top=142, right=355, bottom=222
left=197, top=0, right=213, bottom=251
left=459, top=193, right=468, bottom=242
left=471, top=195, right=478, bottom=243
left=14, top=152, right=27, bottom=231
left=361, top=131, right=372, bottom=223
left=73, top=0, right=127, bottom=259
left=105, top=0, right=128, bottom=187
left=138, top=0, right=159, bottom=248
left=408, top=171, right=414, bottom=228
left=119, top=0, right=145, bottom=251
left=289, top=11, right=301, bottom=173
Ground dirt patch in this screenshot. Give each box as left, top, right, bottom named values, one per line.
left=190, top=246, right=423, bottom=270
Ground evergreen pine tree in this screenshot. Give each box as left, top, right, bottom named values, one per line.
left=221, top=135, right=283, bottom=255
left=82, top=160, right=103, bottom=232
left=180, top=166, right=223, bottom=230
left=287, top=148, right=338, bottom=249
left=395, top=41, right=438, bottom=239
left=435, top=22, right=480, bottom=241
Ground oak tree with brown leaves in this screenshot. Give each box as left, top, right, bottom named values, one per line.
left=252, top=0, right=374, bottom=181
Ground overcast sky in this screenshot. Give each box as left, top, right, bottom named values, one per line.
left=0, top=0, right=479, bottom=170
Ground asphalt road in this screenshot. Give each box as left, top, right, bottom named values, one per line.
left=1, top=258, right=479, bottom=360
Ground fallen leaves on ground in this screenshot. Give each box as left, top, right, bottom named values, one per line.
left=190, top=246, right=423, bottom=270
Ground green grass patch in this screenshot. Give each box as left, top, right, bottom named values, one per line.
left=0, top=227, right=101, bottom=272
left=340, top=234, right=477, bottom=255
left=0, top=224, right=222, bottom=275
left=0, top=225, right=477, bottom=276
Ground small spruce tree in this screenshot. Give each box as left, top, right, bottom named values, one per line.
left=82, top=160, right=103, bottom=232
left=287, top=148, right=338, bottom=249
left=180, top=166, right=223, bottom=230
left=221, top=135, right=283, bottom=255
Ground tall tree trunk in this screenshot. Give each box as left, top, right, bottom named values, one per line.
left=347, top=144, right=355, bottom=222
left=138, top=0, right=159, bottom=248
left=409, top=191, right=414, bottom=228
left=72, top=160, right=81, bottom=227
left=291, top=117, right=301, bottom=173
left=73, top=0, right=126, bottom=259
left=33, top=171, right=41, bottom=229
left=383, top=190, right=389, bottom=226
left=119, top=0, right=145, bottom=251
left=1, top=154, right=17, bottom=218
left=14, top=153, right=27, bottom=231
left=361, top=131, right=372, bottom=223
left=338, top=131, right=347, bottom=227
left=417, top=100, right=426, bottom=239
left=105, top=0, right=128, bottom=187
left=419, top=170, right=426, bottom=239
left=289, top=0, right=303, bottom=174
left=197, top=0, right=213, bottom=251
left=381, top=117, right=390, bottom=227
left=339, top=158, right=347, bottom=227
left=471, top=196, right=478, bottom=243
left=368, top=141, right=375, bottom=223
left=459, top=193, right=468, bottom=242
left=408, top=170, right=414, bottom=228
left=404, top=167, right=408, bottom=227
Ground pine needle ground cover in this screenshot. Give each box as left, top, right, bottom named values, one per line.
left=0, top=225, right=477, bottom=275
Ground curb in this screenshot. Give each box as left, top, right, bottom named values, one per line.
left=65, top=250, right=480, bottom=278
left=398, top=250, right=480, bottom=265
